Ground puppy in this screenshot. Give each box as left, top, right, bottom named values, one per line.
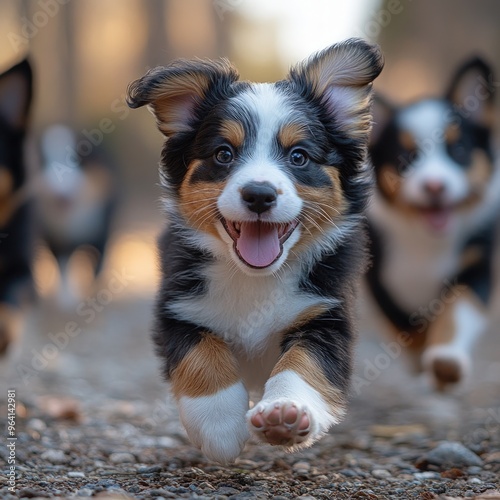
left=37, top=124, right=116, bottom=305
left=127, top=39, right=383, bottom=463
left=0, top=59, right=33, bottom=359
left=367, top=57, right=499, bottom=389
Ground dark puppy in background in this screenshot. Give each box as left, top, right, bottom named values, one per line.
left=127, top=38, right=383, bottom=463
left=367, top=58, right=499, bottom=389
left=0, top=59, right=33, bottom=360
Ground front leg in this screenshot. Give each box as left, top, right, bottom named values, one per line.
left=155, top=321, right=249, bottom=463
left=247, top=310, right=351, bottom=449
left=422, top=289, right=487, bottom=389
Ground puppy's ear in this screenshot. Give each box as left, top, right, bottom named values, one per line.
left=289, top=38, right=384, bottom=139
left=0, top=58, right=33, bottom=130
left=127, top=59, right=239, bottom=137
left=446, top=57, right=495, bottom=127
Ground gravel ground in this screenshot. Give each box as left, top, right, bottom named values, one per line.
left=1, top=290, right=499, bottom=499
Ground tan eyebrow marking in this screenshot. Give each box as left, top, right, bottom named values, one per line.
left=278, top=122, right=309, bottom=149
left=219, top=119, right=245, bottom=148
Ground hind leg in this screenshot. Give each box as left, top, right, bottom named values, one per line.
left=422, top=290, right=487, bottom=390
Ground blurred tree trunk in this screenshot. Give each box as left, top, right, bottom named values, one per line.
left=145, top=0, right=169, bottom=69
left=59, top=0, right=76, bottom=124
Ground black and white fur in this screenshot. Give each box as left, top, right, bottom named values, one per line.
left=37, top=124, right=117, bottom=306
left=127, top=39, right=383, bottom=463
left=0, top=58, right=33, bottom=360
left=368, top=57, right=499, bottom=389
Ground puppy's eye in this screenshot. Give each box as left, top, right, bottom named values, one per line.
left=215, top=147, right=233, bottom=164
left=290, top=149, right=308, bottom=167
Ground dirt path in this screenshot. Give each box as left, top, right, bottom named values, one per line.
left=1, top=290, right=499, bottom=499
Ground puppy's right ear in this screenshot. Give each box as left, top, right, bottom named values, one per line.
left=0, top=58, right=32, bottom=130
left=127, top=59, right=239, bottom=137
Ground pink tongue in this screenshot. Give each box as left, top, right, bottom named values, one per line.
left=424, top=209, right=451, bottom=232
left=236, top=221, right=280, bottom=268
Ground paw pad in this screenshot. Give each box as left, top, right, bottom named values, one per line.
left=249, top=401, right=311, bottom=446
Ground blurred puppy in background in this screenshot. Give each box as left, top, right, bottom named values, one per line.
left=37, top=124, right=117, bottom=307
left=367, top=57, right=499, bottom=389
left=0, top=59, right=34, bottom=360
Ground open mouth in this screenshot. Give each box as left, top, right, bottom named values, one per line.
left=221, top=218, right=299, bottom=269
left=417, top=206, right=453, bottom=232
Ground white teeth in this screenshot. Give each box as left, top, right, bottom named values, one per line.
left=234, top=222, right=241, bottom=232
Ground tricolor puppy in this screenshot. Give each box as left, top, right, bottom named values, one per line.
left=368, top=57, right=499, bottom=389
left=127, top=39, right=383, bottom=463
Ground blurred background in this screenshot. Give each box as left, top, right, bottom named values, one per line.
left=1, top=0, right=499, bottom=306
left=1, top=0, right=499, bottom=433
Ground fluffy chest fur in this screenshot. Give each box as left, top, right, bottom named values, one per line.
left=166, top=258, right=338, bottom=356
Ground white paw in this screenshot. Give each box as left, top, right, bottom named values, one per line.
left=247, top=370, right=341, bottom=450
left=422, top=345, right=470, bottom=387
left=247, top=398, right=317, bottom=447
left=177, top=382, right=249, bottom=464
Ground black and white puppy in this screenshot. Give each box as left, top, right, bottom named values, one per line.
left=37, top=124, right=116, bottom=305
left=367, top=58, right=499, bottom=389
left=0, top=59, right=33, bottom=359
left=127, top=39, right=383, bottom=463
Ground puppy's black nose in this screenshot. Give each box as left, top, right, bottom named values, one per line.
left=423, top=180, right=446, bottom=197
left=241, top=182, right=278, bottom=214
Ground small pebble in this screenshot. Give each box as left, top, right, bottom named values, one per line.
left=138, top=465, right=163, bottom=474
left=27, top=418, right=47, bottom=433
left=418, top=441, right=483, bottom=470
left=293, top=461, right=311, bottom=474
left=157, top=436, right=179, bottom=448
left=109, top=452, right=136, bottom=464
left=67, top=471, right=86, bottom=478
left=76, top=488, right=93, bottom=497
left=468, top=477, right=483, bottom=484
left=414, top=471, right=440, bottom=480
left=40, top=449, right=69, bottom=464
left=372, top=469, right=391, bottom=479
left=467, top=466, right=483, bottom=475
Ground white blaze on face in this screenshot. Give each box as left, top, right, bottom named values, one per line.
left=217, top=84, right=303, bottom=272
left=397, top=100, right=470, bottom=208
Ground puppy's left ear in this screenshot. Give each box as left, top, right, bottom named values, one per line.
left=446, top=57, right=495, bottom=127
left=289, top=38, right=384, bottom=139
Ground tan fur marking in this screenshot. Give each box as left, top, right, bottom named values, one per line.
left=271, top=346, right=345, bottom=418
left=425, top=298, right=456, bottom=346
left=179, top=160, right=224, bottom=239
left=444, top=125, right=460, bottom=145
left=377, top=163, right=402, bottom=203
left=459, top=246, right=484, bottom=271
left=219, top=120, right=245, bottom=148
left=286, top=304, right=330, bottom=332
left=0, top=304, right=22, bottom=356
left=0, top=167, right=14, bottom=199
left=171, top=334, right=239, bottom=399
left=0, top=167, right=16, bottom=226
left=278, top=123, right=309, bottom=149
left=399, top=130, right=417, bottom=152
left=294, top=166, right=346, bottom=252
left=468, top=149, right=492, bottom=190
left=426, top=289, right=484, bottom=347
